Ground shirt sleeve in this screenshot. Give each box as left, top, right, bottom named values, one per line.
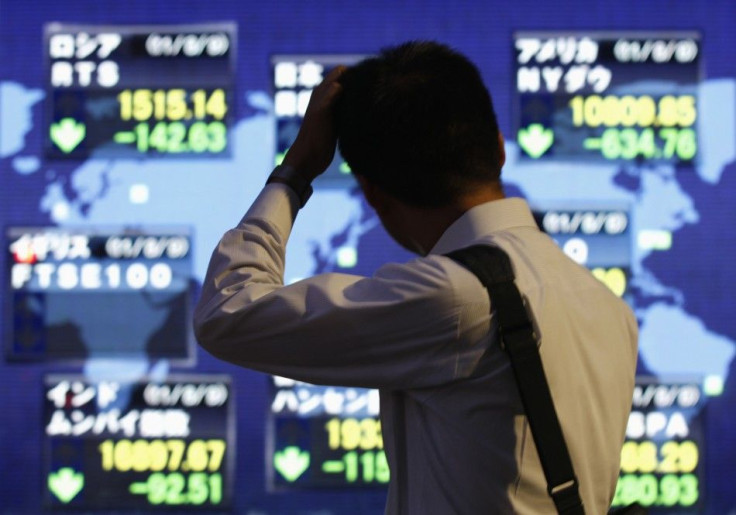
left=193, top=184, right=476, bottom=389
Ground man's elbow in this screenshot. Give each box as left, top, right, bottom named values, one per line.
left=192, top=306, right=224, bottom=355
left=193, top=318, right=237, bottom=367
left=193, top=321, right=211, bottom=353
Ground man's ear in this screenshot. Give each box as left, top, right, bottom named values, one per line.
left=355, top=174, right=390, bottom=215
left=498, top=131, right=506, bottom=169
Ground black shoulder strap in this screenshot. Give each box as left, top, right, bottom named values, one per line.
left=445, top=244, right=584, bottom=515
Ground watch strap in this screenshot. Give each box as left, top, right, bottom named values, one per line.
left=266, top=164, right=313, bottom=207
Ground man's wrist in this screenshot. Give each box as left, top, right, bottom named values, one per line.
left=266, top=164, right=314, bottom=208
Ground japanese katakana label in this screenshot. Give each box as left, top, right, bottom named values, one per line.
left=43, top=375, right=233, bottom=510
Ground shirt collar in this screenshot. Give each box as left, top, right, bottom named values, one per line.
left=429, top=197, right=538, bottom=255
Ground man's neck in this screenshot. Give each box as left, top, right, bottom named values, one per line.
left=404, top=185, right=506, bottom=255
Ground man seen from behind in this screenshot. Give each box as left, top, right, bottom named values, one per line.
left=194, top=41, right=639, bottom=514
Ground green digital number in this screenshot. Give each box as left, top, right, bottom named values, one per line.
left=679, top=474, right=698, bottom=506
left=187, top=473, right=208, bottom=505
left=322, top=450, right=390, bottom=484
left=133, top=122, right=227, bottom=154
left=600, top=128, right=656, bottom=160
left=612, top=474, right=699, bottom=508
left=599, top=128, right=696, bottom=160
left=346, top=450, right=389, bottom=483
left=138, top=472, right=223, bottom=505
left=659, top=474, right=681, bottom=507
left=659, top=128, right=696, bottom=160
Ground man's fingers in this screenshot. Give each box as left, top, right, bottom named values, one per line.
left=281, top=65, right=347, bottom=178
left=325, top=65, right=347, bottom=82
left=310, top=65, right=346, bottom=108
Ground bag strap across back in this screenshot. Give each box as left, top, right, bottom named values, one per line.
left=444, top=244, right=585, bottom=515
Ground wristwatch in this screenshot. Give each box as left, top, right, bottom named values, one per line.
left=265, top=164, right=313, bottom=208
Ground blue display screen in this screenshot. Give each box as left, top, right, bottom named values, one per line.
left=1, top=1, right=735, bottom=513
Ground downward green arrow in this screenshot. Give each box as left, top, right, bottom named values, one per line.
left=518, top=123, right=554, bottom=159
left=274, top=446, right=310, bottom=482
left=50, top=118, right=86, bottom=153
left=48, top=467, right=84, bottom=503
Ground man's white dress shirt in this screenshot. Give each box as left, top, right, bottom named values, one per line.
left=194, top=183, right=638, bottom=514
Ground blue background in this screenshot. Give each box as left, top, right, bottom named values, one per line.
left=1, top=1, right=735, bottom=513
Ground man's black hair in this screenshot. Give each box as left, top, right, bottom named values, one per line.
left=335, top=41, right=502, bottom=208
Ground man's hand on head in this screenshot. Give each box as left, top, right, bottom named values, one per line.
left=282, top=65, right=347, bottom=182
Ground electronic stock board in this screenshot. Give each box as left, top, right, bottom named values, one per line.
left=45, top=23, right=235, bottom=158
left=1, top=21, right=716, bottom=513
left=514, top=32, right=700, bottom=163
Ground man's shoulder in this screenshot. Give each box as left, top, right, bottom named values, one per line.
left=372, top=254, right=460, bottom=295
